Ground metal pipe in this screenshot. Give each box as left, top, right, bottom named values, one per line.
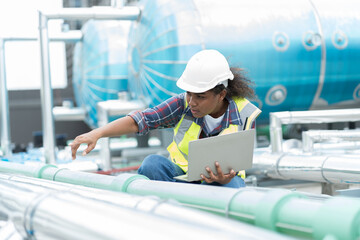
left=0, top=221, right=23, bottom=240
left=0, top=173, right=292, bottom=240
left=42, top=6, right=140, bottom=20
left=0, top=39, right=12, bottom=158
left=52, top=106, right=86, bottom=121
left=38, top=11, right=56, bottom=164
left=251, top=149, right=360, bottom=184
left=37, top=7, right=140, bottom=164
left=270, top=109, right=360, bottom=152
left=303, top=129, right=360, bottom=152
left=311, top=141, right=360, bottom=153
left=2, top=31, right=82, bottom=42
left=0, top=33, right=82, bottom=159
left=0, top=174, right=291, bottom=240
left=111, top=0, right=125, bottom=8
left=122, top=177, right=360, bottom=240
left=45, top=31, right=83, bottom=42
left=97, top=99, right=146, bottom=170
left=2, top=161, right=360, bottom=239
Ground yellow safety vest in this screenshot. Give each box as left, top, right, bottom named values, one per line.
left=167, top=97, right=261, bottom=179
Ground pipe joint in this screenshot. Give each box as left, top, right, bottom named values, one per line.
left=111, top=173, right=149, bottom=192
left=24, top=191, right=55, bottom=238
left=254, top=189, right=302, bottom=230
left=35, top=164, right=58, bottom=179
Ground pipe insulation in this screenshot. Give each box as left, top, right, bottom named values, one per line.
left=0, top=173, right=291, bottom=240
left=0, top=180, right=246, bottom=240
left=0, top=39, right=11, bottom=157
left=302, top=130, right=360, bottom=152
left=0, top=221, right=23, bottom=240
left=0, top=162, right=360, bottom=239
left=251, top=149, right=360, bottom=184
left=270, top=109, right=360, bottom=153
left=42, top=6, right=140, bottom=20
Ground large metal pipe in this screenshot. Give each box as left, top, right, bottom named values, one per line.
left=270, top=109, right=360, bottom=153
left=0, top=221, right=23, bottom=240
left=0, top=39, right=11, bottom=158
left=2, top=162, right=360, bottom=239
left=38, top=7, right=140, bottom=164
left=0, top=174, right=291, bottom=240
left=251, top=148, right=360, bottom=184
left=302, top=129, right=360, bottom=152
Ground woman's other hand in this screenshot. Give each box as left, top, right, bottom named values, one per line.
left=201, top=161, right=236, bottom=185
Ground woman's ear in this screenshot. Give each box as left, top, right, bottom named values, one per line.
left=220, top=89, right=227, bottom=100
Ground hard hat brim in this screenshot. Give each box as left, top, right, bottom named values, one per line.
left=176, top=76, right=218, bottom=93
left=176, top=72, right=234, bottom=93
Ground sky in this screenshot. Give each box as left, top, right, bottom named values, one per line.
left=0, top=0, right=67, bottom=90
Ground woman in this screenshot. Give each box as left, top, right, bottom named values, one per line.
left=70, top=49, right=261, bottom=188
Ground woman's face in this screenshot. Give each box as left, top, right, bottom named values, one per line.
left=186, top=90, right=226, bottom=118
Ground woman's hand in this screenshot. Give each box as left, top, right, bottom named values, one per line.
left=70, top=130, right=101, bottom=160
left=200, top=161, right=236, bottom=185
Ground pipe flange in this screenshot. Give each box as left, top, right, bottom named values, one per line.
left=272, top=31, right=290, bottom=52
left=302, top=31, right=321, bottom=51
left=353, top=83, right=360, bottom=100
left=332, top=30, right=348, bottom=50
left=265, top=85, right=287, bottom=106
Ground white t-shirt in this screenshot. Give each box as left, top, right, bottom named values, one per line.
left=204, top=113, right=225, bottom=133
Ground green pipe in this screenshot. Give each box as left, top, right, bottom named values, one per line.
left=1, top=161, right=360, bottom=240
left=0, top=161, right=56, bottom=178
left=124, top=179, right=360, bottom=240
left=0, top=161, right=147, bottom=191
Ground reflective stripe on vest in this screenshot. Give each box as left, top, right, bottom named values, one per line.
left=167, top=97, right=261, bottom=178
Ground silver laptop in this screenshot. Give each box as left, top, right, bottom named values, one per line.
left=173, top=129, right=255, bottom=182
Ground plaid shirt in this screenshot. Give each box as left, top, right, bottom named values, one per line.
left=129, top=93, right=251, bottom=137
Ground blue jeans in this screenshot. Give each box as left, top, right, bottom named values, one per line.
left=138, top=154, right=246, bottom=188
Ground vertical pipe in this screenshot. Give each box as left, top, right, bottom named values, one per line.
left=0, top=39, right=12, bottom=157
left=38, top=11, right=56, bottom=164
left=97, top=105, right=111, bottom=171
left=270, top=112, right=283, bottom=153
left=111, top=0, right=124, bottom=8
left=302, top=131, right=314, bottom=152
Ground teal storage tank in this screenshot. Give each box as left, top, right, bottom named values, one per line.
left=73, top=20, right=131, bottom=128
left=127, top=0, right=360, bottom=125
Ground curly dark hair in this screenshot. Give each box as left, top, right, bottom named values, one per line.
left=211, top=67, right=255, bottom=100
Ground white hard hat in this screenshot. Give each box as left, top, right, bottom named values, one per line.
left=176, top=49, right=234, bottom=93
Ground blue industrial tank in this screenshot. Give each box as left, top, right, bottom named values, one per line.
left=127, top=0, right=360, bottom=125
left=73, top=0, right=360, bottom=127
left=72, top=20, right=131, bottom=128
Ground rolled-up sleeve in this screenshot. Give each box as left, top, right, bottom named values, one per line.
left=128, top=93, right=185, bottom=135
